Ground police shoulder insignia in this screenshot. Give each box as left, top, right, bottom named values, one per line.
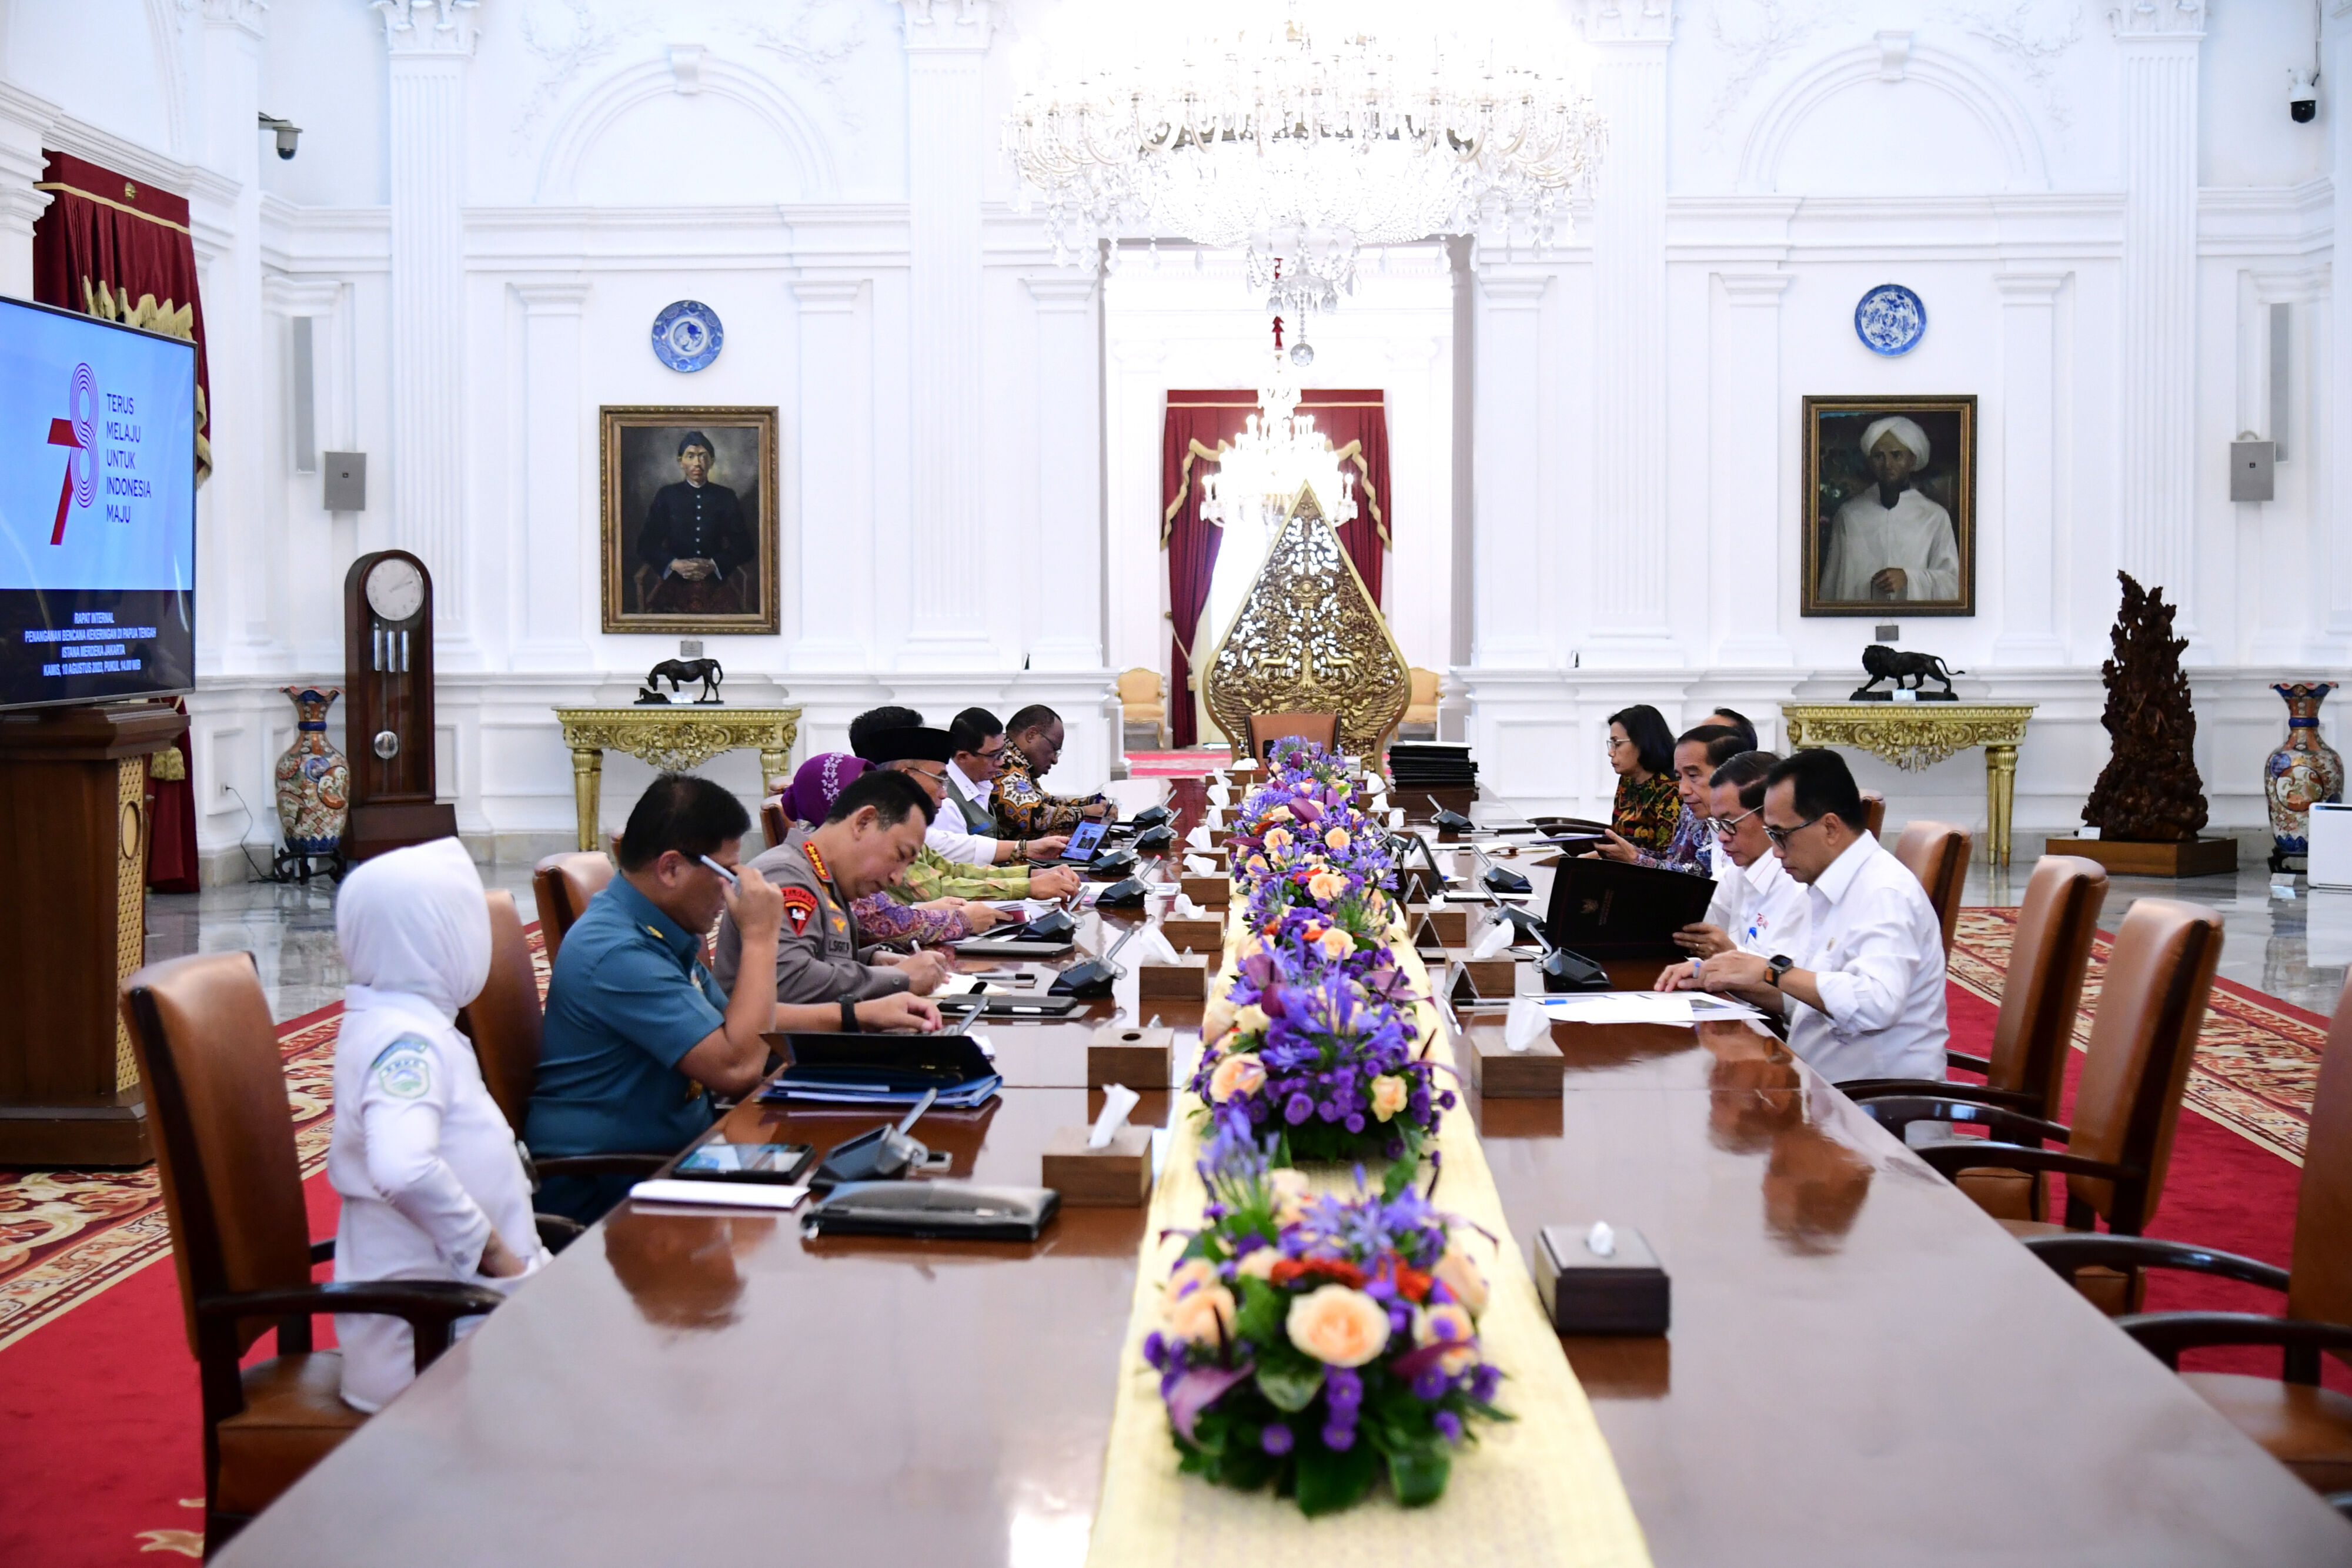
left=780, top=886, right=818, bottom=938
left=371, top=1036, right=434, bottom=1100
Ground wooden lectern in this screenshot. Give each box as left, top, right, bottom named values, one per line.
left=0, top=701, right=186, bottom=1165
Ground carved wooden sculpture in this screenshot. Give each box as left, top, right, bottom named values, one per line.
left=2083, top=572, right=2209, bottom=842
left=1200, top=484, right=1409, bottom=768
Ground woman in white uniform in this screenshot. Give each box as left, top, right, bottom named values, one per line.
left=1818, top=415, right=1960, bottom=604
left=328, top=837, right=548, bottom=1412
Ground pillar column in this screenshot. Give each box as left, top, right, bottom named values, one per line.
left=897, top=0, right=995, bottom=664
left=2325, top=2, right=2352, bottom=643
left=1579, top=0, right=1675, bottom=661
left=789, top=278, right=874, bottom=670
left=2112, top=1, right=2203, bottom=628
left=1992, top=272, right=2067, bottom=663
left=1021, top=273, right=1104, bottom=672
left=1711, top=272, right=1793, bottom=666
left=1469, top=272, right=1552, bottom=669
left=513, top=280, right=591, bottom=668
left=0, top=83, right=54, bottom=300
left=377, top=0, right=479, bottom=653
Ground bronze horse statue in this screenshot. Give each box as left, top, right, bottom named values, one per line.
left=638, top=657, right=725, bottom=704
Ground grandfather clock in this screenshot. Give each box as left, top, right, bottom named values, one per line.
left=343, top=550, right=457, bottom=860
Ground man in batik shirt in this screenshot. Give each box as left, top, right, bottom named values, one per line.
left=992, top=704, right=1116, bottom=839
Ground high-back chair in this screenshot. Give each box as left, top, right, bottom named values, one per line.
left=2025, top=969, right=2352, bottom=1497
left=1245, top=710, right=1339, bottom=763
left=761, top=795, right=791, bottom=852
left=1845, top=855, right=2109, bottom=1219
left=530, top=850, right=614, bottom=968
left=1118, top=667, right=1167, bottom=748
left=1893, top=819, right=1972, bottom=955
left=453, top=890, right=672, bottom=1189
left=1401, top=668, right=1442, bottom=735
left=121, top=952, right=502, bottom=1550
left=1862, top=791, right=1887, bottom=840
left=1877, top=898, right=2224, bottom=1312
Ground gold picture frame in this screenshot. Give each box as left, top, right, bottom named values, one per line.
left=599, top=405, right=780, bottom=634
left=1800, top=394, right=1977, bottom=618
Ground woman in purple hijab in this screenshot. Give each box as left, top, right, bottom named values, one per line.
left=774, top=752, right=974, bottom=945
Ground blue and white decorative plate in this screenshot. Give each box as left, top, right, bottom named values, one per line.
left=650, top=299, right=723, bottom=372
left=1854, top=283, right=1926, bottom=356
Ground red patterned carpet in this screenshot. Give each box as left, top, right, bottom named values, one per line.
left=0, top=915, right=2334, bottom=1560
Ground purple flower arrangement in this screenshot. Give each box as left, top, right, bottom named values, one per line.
left=1145, top=1111, right=1506, bottom=1514
left=1201, top=742, right=1453, bottom=1167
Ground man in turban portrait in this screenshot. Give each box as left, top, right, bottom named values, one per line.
left=635, top=430, right=752, bottom=616
left=1818, top=415, right=1960, bottom=604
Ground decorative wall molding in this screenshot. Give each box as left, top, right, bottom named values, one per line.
left=200, top=0, right=268, bottom=38
left=372, top=0, right=480, bottom=56
left=898, top=0, right=994, bottom=51
left=1737, top=40, right=2052, bottom=192
left=534, top=53, right=840, bottom=203
left=1941, top=0, right=2086, bottom=134
left=2108, top=0, right=2207, bottom=39
left=1574, top=0, right=1675, bottom=44
left=1701, top=0, right=1853, bottom=142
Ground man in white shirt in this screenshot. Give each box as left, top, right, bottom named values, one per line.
left=1682, top=748, right=1947, bottom=1084
left=1655, top=751, right=1809, bottom=984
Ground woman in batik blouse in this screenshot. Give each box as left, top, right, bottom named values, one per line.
left=1606, top=704, right=1682, bottom=852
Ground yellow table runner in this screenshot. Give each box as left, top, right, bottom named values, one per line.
left=1085, top=928, right=1653, bottom=1566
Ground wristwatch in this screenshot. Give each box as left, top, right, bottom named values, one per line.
left=838, top=992, right=862, bottom=1032
left=1766, top=955, right=1794, bottom=988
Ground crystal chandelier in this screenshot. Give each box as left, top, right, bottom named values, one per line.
left=1003, top=4, right=1606, bottom=315
left=1199, top=349, right=1357, bottom=534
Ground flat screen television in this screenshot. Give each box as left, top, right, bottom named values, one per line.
left=0, top=295, right=196, bottom=711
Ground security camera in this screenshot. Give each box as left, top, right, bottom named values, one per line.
left=2290, top=69, right=2318, bottom=125
left=258, top=113, right=300, bottom=160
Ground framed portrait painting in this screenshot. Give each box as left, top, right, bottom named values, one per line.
left=599, top=406, right=779, bottom=634
left=1800, top=394, right=1976, bottom=617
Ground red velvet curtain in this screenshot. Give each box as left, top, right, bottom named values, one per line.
left=34, top=150, right=208, bottom=891
left=1160, top=389, right=1390, bottom=748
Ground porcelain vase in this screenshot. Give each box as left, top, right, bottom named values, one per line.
left=2265, top=682, right=2345, bottom=870
left=275, top=686, right=351, bottom=854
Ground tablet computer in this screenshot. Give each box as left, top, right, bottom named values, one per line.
left=670, top=1141, right=814, bottom=1185
left=1542, top=857, right=1717, bottom=958
left=1057, top=818, right=1108, bottom=864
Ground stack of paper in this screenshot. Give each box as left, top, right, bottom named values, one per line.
left=760, top=1073, right=1003, bottom=1110
left=1531, top=992, right=1767, bottom=1026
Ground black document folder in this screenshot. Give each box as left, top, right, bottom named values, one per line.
left=1542, top=857, right=1717, bottom=958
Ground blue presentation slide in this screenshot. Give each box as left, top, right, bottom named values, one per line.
left=0, top=300, right=195, bottom=593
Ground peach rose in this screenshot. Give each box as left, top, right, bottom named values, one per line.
left=1268, top=1168, right=1312, bottom=1223
left=1167, top=1280, right=1237, bottom=1344
left=1201, top=992, right=1237, bottom=1042
left=1415, top=1302, right=1479, bottom=1375
left=1317, top=927, right=1354, bottom=961
left=1267, top=805, right=1295, bottom=823
left=1244, top=854, right=1270, bottom=876
left=1286, top=1283, right=1391, bottom=1368
left=1325, top=827, right=1351, bottom=851
left=1234, top=1247, right=1279, bottom=1281
left=1234, top=1003, right=1269, bottom=1036
left=1307, top=870, right=1348, bottom=902
left=1433, top=1245, right=1490, bottom=1316
left=1264, top=827, right=1294, bottom=853
left=1368, top=1074, right=1409, bottom=1123
left=1208, top=1051, right=1267, bottom=1104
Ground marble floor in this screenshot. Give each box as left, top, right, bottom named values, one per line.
left=147, top=853, right=2349, bottom=1024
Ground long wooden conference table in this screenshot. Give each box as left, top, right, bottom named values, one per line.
left=218, top=781, right=2352, bottom=1566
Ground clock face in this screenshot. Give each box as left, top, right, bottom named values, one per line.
left=365, top=557, right=425, bottom=623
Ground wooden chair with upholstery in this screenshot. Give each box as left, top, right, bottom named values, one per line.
left=1866, top=897, right=2224, bottom=1313
left=1244, top=710, right=1339, bottom=763
left=530, top=850, right=615, bottom=968
left=761, top=795, right=790, bottom=851
left=1843, top=854, right=2109, bottom=1221
left=1862, top=791, right=1887, bottom=839
left=2023, top=968, right=2352, bottom=1500
left=1118, top=667, right=1167, bottom=749
left=1400, top=668, right=1442, bottom=738
left=1893, top=818, right=1971, bottom=955
left=121, top=951, right=505, bottom=1551
left=455, top=889, right=673, bottom=1200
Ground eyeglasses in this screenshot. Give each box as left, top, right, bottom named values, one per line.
left=975, top=743, right=1006, bottom=760
left=1712, top=806, right=1759, bottom=840
left=904, top=764, right=947, bottom=783
left=1763, top=814, right=1826, bottom=848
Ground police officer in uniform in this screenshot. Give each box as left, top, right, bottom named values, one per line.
left=713, top=768, right=951, bottom=1007
left=636, top=430, right=751, bottom=616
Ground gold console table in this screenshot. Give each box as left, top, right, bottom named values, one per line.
left=553, top=707, right=801, bottom=852
left=1782, top=703, right=2037, bottom=867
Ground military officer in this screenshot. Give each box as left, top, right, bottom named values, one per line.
left=636, top=430, right=751, bottom=616
left=712, top=768, right=951, bottom=1006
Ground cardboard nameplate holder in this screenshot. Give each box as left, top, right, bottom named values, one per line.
left=1087, top=1022, right=1172, bottom=1088
left=1534, top=1223, right=1670, bottom=1336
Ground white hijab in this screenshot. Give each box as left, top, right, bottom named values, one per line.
left=336, top=837, right=491, bottom=1022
